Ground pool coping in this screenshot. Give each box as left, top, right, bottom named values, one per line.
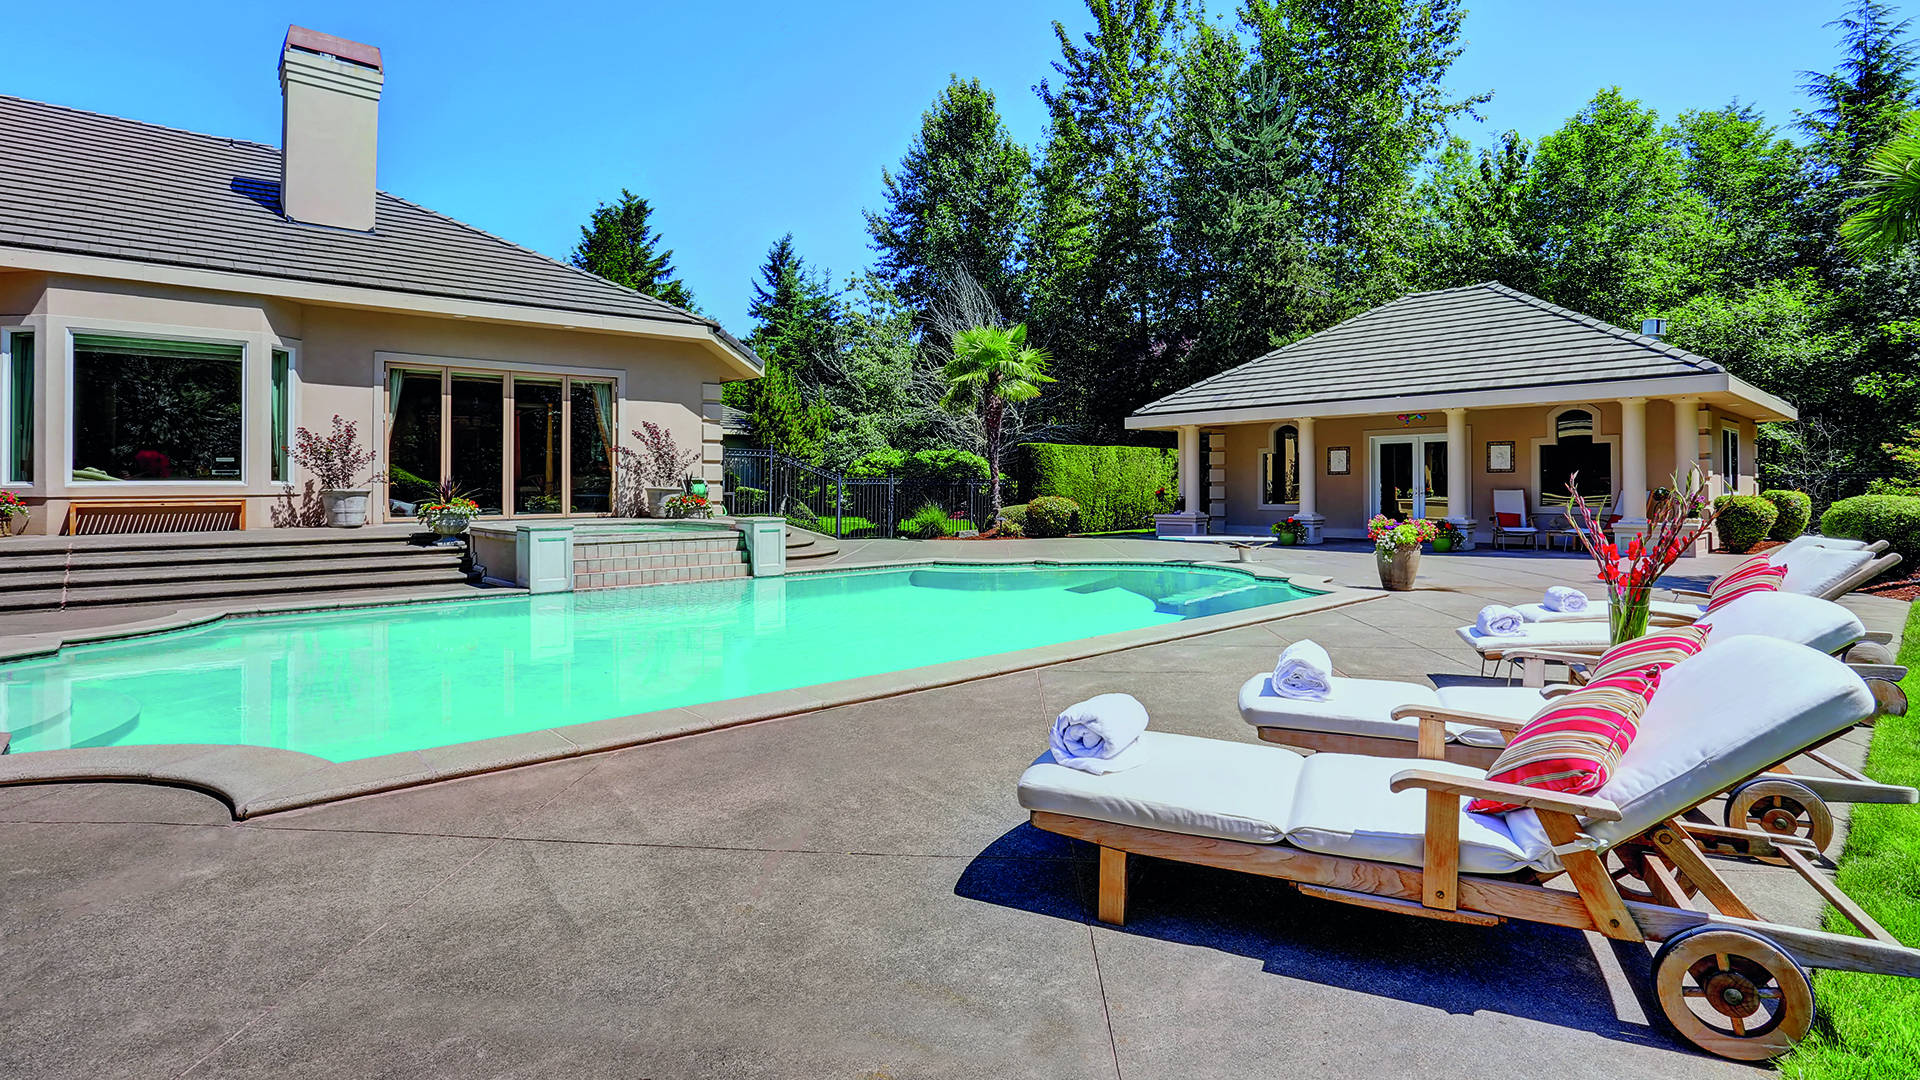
left=0, top=558, right=1373, bottom=818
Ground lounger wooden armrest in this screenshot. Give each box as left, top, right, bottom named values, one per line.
left=1667, top=586, right=1711, bottom=601
left=1388, top=768, right=1624, bottom=821
left=1390, top=704, right=1528, bottom=732
left=1496, top=646, right=1603, bottom=665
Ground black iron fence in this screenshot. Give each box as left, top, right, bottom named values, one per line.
left=722, top=448, right=1006, bottom=539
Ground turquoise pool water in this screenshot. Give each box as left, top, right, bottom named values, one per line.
left=0, top=563, right=1314, bottom=762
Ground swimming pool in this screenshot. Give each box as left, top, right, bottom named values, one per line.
left=0, top=562, right=1316, bottom=762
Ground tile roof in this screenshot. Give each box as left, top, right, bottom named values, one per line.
left=1133, top=282, right=1725, bottom=419
left=0, top=94, right=755, bottom=365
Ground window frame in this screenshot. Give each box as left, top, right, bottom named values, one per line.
left=270, top=344, right=299, bottom=485
left=1721, top=423, right=1741, bottom=494
left=1257, top=422, right=1301, bottom=508
left=1529, top=404, right=1619, bottom=516
left=65, top=327, right=252, bottom=487
left=1, top=327, right=33, bottom=488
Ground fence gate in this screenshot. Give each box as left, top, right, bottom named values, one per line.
left=721, top=448, right=1002, bottom=540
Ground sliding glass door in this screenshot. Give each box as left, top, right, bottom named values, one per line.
left=385, top=366, right=615, bottom=520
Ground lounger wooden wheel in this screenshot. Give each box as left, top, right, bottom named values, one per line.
left=1723, top=779, right=1835, bottom=861
left=1652, top=927, right=1814, bottom=1061
left=1608, top=845, right=1698, bottom=905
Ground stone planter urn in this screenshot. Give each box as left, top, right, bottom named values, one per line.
left=1376, top=544, right=1421, bottom=591
left=321, top=489, right=371, bottom=528
left=644, top=485, right=683, bottom=518
left=423, top=512, right=475, bottom=547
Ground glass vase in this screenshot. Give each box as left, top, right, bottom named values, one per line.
left=1609, top=587, right=1652, bottom=645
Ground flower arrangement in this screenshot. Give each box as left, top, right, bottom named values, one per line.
left=1368, top=513, right=1438, bottom=555
left=0, top=490, right=25, bottom=534
left=1564, top=470, right=1720, bottom=643
left=417, top=480, right=480, bottom=531
left=289, top=415, right=376, bottom=491
left=661, top=493, right=712, bottom=519
left=1271, top=516, right=1302, bottom=544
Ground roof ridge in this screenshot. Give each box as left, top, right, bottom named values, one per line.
left=0, top=92, right=279, bottom=155
left=1480, top=282, right=1722, bottom=374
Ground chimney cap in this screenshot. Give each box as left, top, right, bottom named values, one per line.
left=284, top=26, right=382, bottom=71
left=1640, top=317, right=1668, bottom=340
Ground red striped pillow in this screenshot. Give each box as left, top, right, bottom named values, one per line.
left=1705, top=554, right=1786, bottom=612
left=1467, top=670, right=1659, bottom=814
left=1588, top=624, right=1711, bottom=681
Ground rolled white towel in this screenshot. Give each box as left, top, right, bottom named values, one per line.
left=1049, top=693, right=1151, bottom=774
left=1476, top=604, right=1525, bottom=637
left=1543, top=586, right=1589, bottom=613
left=1271, top=640, right=1334, bottom=700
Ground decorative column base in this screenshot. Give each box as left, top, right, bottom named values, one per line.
left=1295, top=512, right=1326, bottom=545
left=1612, top=518, right=1651, bottom=552
left=1445, top=516, right=1478, bottom=551
left=1154, top=511, right=1209, bottom=537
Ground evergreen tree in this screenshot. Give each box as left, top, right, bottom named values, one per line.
left=569, top=189, right=698, bottom=310
left=866, top=78, right=1033, bottom=322
left=735, top=235, right=837, bottom=460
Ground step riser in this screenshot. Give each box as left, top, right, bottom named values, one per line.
left=576, top=563, right=749, bottom=590
left=0, top=559, right=467, bottom=592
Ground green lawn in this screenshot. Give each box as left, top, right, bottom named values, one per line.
left=1071, top=528, right=1156, bottom=538
left=1781, top=598, right=1920, bottom=1078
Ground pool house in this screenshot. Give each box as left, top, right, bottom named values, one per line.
left=1132, top=283, right=1798, bottom=548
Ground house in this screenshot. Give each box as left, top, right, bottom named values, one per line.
left=1131, top=283, right=1795, bottom=546
left=0, top=27, right=758, bottom=535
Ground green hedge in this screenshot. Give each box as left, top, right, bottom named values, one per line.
left=1713, top=494, right=1779, bottom=553
left=846, top=448, right=988, bottom=480
left=1761, top=489, right=1813, bottom=541
left=1026, top=496, right=1080, bottom=538
left=1023, top=443, right=1177, bottom=534
left=1822, top=494, right=1920, bottom=568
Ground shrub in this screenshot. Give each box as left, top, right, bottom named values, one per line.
left=900, top=501, right=951, bottom=540
left=1761, top=489, right=1813, bottom=541
left=846, top=447, right=989, bottom=480
left=784, top=500, right=821, bottom=532
left=1713, top=494, right=1780, bottom=553
left=1026, top=496, right=1080, bottom=538
left=999, top=503, right=1029, bottom=530
left=1822, top=494, right=1920, bottom=568
left=731, top=485, right=769, bottom=514
left=1023, top=443, right=1177, bottom=533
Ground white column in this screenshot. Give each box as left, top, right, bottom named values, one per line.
left=1443, top=407, right=1474, bottom=548
left=1672, top=396, right=1700, bottom=489
left=1172, top=425, right=1203, bottom=534
left=1295, top=416, right=1323, bottom=544
left=1619, top=397, right=1648, bottom=521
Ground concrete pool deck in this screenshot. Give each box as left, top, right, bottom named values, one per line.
left=0, top=539, right=1908, bottom=1078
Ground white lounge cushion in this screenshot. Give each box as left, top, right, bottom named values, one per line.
left=1694, top=591, right=1865, bottom=656
left=1516, top=599, right=1704, bottom=623
left=1455, top=621, right=1609, bottom=653
left=1585, top=635, right=1876, bottom=848
left=1775, top=545, right=1872, bottom=600
left=1430, top=684, right=1552, bottom=746
left=1017, top=731, right=1303, bottom=843
left=1238, top=674, right=1452, bottom=740
left=1283, top=753, right=1553, bottom=875
left=1776, top=535, right=1868, bottom=557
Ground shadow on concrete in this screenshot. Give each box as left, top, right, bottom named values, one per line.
left=956, top=822, right=1683, bottom=1053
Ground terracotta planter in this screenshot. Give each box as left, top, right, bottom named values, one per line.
left=321, top=488, right=371, bottom=528
left=1376, top=544, right=1421, bottom=591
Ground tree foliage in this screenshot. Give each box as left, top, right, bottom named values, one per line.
left=568, top=188, right=697, bottom=310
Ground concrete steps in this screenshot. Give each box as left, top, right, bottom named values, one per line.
left=784, top=525, right=840, bottom=563
left=0, top=526, right=480, bottom=613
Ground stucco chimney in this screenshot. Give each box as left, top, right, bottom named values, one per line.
left=278, top=26, right=384, bottom=231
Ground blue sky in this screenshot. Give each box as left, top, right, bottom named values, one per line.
left=3, top=1, right=1872, bottom=331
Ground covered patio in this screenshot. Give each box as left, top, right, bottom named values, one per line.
left=1134, top=284, right=1796, bottom=549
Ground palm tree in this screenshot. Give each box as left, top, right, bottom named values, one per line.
left=942, top=322, right=1055, bottom=521
left=1841, top=111, right=1920, bottom=258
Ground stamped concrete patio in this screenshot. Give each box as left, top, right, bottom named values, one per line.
left=0, top=539, right=1904, bottom=1079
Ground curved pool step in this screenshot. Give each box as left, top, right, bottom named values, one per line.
left=1153, top=582, right=1263, bottom=617
left=784, top=525, right=840, bottom=563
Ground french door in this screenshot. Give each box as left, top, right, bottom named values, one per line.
left=1371, top=434, right=1451, bottom=521
left=385, top=366, right=616, bottom=519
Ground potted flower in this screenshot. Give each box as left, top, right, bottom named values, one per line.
left=633, top=421, right=701, bottom=517
left=0, top=490, right=27, bottom=536
left=416, top=480, right=481, bottom=545
left=661, top=492, right=712, bottom=519
left=1368, top=513, right=1438, bottom=590
left=289, top=415, right=378, bottom=528
left=1271, top=517, right=1302, bottom=546
left=1432, top=520, right=1464, bottom=553
left=1565, top=470, right=1720, bottom=643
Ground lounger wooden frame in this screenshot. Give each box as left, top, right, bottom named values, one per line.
left=1032, top=712, right=1920, bottom=1061
left=1666, top=551, right=1902, bottom=607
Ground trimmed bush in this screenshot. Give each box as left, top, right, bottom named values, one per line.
left=1023, top=443, right=1177, bottom=534
left=1025, top=496, right=1080, bottom=538
left=846, top=447, right=989, bottom=480
left=1713, top=494, right=1780, bottom=553
left=1822, top=494, right=1920, bottom=568
left=998, top=503, right=1029, bottom=532
left=1761, top=489, right=1813, bottom=541
left=900, top=501, right=951, bottom=540
left=784, top=500, right=821, bottom=532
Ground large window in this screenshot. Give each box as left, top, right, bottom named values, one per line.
left=4, top=331, right=31, bottom=483
left=270, top=349, right=291, bottom=483
left=71, top=334, right=243, bottom=482
left=1538, top=408, right=1611, bottom=504
left=1722, top=425, right=1740, bottom=492
left=1259, top=424, right=1300, bottom=505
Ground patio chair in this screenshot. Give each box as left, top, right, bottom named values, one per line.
left=1514, top=545, right=1903, bottom=625
left=1017, top=636, right=1920, bottom=1061
left=1488, top=489, right=1540, bottom=550
left=1236, top=632, right=1913, bottom=855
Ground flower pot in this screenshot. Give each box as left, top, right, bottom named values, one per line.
left=321, top=488, right=371, bottom=528
left=423, top=512, right=475, bottom=546
left=644, top=485, right=683, bottom=518
left=1432, top=537, right=1455, bottom=553
left=1274, top=532, right=1298, bottom=546
left=1376, top=544, right=1421, bottom=591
